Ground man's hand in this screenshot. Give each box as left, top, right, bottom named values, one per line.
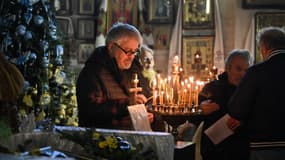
left=135, top=94, right=147, bottom=104
left=200, top=100, right=220, bottom=115
left=147, top=112, right=154, bottom=123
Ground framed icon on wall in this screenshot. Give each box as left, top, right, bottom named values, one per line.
left=146, top=0, right=173, bottom=24
left=51, top=0, right=72, bottom=15
left=182, top=36, right=214, bottom=79
left=182, top=0, right=214, bottom=29
left=77, top=19, right=95, bottom=40
left=107, top=0, right=138, bottom=30
left=79, top=0, right=95, bottom=15
left=78, top=43, right=95, bottom=63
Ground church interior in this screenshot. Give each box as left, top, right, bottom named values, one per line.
left=0, top=0, right=285, bottom=159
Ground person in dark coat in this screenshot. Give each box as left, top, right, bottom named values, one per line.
left=198, top=49, right=251, bottom=160
left=227, top=27, right=285, bottom=160
left=76, top=23, right=164, bottom=131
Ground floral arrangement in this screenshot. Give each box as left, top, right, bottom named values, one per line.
left=58, top=129, right=158, bottom=160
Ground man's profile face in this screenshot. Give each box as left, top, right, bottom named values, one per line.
left=112, top=38, right=140, bottom=70
left=227, top=56, right=249, bottom=86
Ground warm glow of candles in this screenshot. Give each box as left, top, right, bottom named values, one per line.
left=195, top=83, right=199, bottom=106
left=148, top=55, right=212, bottom=114
left=153, top=90, right=157, bottom=106
left=152, top=79, right=157, bottom=106
left=183, top=89, right=187, bottom=104
left=160, top=91, right=164, bottom=105
left=187, top=83, right=192, bottom=106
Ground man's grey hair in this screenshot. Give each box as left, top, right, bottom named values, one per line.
left=105, top=22, right=142, bottom=45
left=225, top=49, right=252, bottom=69
left=257, top=26, right=285, bottom=50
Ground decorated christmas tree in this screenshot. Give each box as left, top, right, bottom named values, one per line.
left=0, top=0, right=78, bottom=131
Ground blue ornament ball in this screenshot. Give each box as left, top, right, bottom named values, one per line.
left=33, top=15, right=44, bottom=25
left=16, top=24, right=27, bottom=36
left=3, top=36, right=12, bottom=46
left=24, top=31, right=33, bottom=40
left=41, top=56, right=49, bottom=68
left=48, top=24, right=58, bottom=40
left=40, top=40, right=49, bottom=52
left=56, top=45, right=64, bottom=56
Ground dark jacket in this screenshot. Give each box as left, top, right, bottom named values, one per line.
left=199, top=72, right=248, bottom=160
left=199, top=72, right=236, bottom=129
left=228, top=50, right=285, bottom=143
left=76, top=46, right=132, bottom=130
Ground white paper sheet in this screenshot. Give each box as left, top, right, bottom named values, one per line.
left=204, top=113, right=233, bottom=145
left=128, top=104, right=152, bottom=131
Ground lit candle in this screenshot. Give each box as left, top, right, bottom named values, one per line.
left=181, top=82, right=184, bottom=105
left=187, top=83, right=191, bottom=105
left=153, top=90, right=157, bottom=106
left=188, top=77, right=194, bottom=106
left=170, top=87, right=173, bottom=105
left=152, top=79, right=157, bottom=106
left=160, top=91, right=164, bottom=105
left=195, top=84, right=199, bottom=106
left=183, top=88, right=187, bottom=105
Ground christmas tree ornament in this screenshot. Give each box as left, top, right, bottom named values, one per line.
left=55, top=56, right=63, bottom=65
left=54, top=68, right=66, bottom=84
left=19, top=0, right=40, bottom=6
left=48, top=23, right=58, bottom=40
left=24, top=30, right=33, bottom=40
left=39, top=92, right=51, bottom=106
left=55, top=45, right=64, bottom=56
left=2, top=35, right=13, bottom=47
left=23, top=6, right=33, bottom=24
left=36, top=110, right=46, bottom=122
left=15, top=24, right=27, bottom=36
left=23, top=12, right=33, bottom=24
left=40, top=40, right=49, bottom=52
left=17, top=55, right=28, bottom=65
left=22, top=94, right=33, bottom=107
left=31, top=86, right=38, bottom=95
left=33, top=15, right=44, bottom=25
left=41, top=56, right=49, bottom=68
left=26, top=52, right=37, bottom=66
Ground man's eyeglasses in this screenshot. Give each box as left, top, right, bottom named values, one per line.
left=113, top=43, right=140, bottom=56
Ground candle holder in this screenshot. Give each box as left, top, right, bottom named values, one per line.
left=144, top=55, right=216, bottom=139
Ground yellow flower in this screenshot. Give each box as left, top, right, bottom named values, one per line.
left=98, top=141, right=108, bottom=149
left=105, top=136, right=118, bottom=149
left=92, top=132, right=100, bottom=139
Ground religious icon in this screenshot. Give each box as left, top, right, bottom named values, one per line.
left=182, top=36, right=214, bottom=80
left=77, top=19, right=95, bottom=40
left=147, top=0, right=173, bottom=23
left=183, top=0, right=214, bottom=29
left=78, top=43, right=95, bottom=63
left=79, top=0, right=95, bottom=15
left=107, top=0, right=137, bottom=29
